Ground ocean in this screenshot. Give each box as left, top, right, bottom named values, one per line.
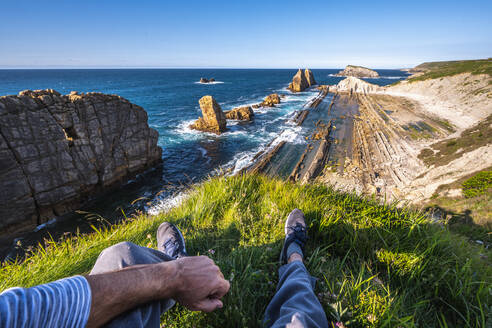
left=0, top=68, right=408, bottom=259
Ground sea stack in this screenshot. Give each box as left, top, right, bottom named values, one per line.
left=0, top=89, right=162, bottom=233
left=224, top=106, right=254, bottom=121
left=288, top=69, right=316, bottom=92
left=190, top=95, right=227, bottom=134
left=335, top=65, right=379, bottom=78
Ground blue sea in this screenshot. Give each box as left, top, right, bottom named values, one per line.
left=0, top=69, right=408, bottom=258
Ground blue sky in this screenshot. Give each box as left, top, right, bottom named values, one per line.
left=0, top=0, right=490, bottom=68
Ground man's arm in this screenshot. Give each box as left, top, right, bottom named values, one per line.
left=86, top=255, right=230, bottom=327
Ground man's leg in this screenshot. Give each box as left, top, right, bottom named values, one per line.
left=264, top=209, right=328, bottom=328
left=90, top=222, right=188, bottom=328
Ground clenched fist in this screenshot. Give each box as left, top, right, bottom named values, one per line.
left=170, top=256, right=230, bottom=312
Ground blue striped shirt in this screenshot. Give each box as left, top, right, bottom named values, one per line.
left=0, top=276, right=91, bottom=328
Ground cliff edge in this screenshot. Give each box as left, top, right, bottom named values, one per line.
left=0, top=89, right=162, bottom=232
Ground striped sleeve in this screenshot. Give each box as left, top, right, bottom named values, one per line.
left=0, top=275, right=92, bottom=328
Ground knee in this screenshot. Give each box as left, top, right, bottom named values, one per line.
left=91, top=242, right=139, bottom=274
left=99, top=241, right=139, bottom=260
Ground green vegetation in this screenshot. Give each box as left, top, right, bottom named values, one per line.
left=462, top=171, right=492, bottom=198
left=418, top=114, right=492, bottom=167
left=1, top=174, right=491, bottom=327
left=409, top=58, right=492, bottom=82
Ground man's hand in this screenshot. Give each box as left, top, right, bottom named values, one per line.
left=86, top=255, right=230, bottom=327
left=171, top=256, right=230, bottom=312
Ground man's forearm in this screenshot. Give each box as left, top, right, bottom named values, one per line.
left=85, top=261, right=178, bottom=328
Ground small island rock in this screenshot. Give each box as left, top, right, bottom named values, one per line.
left=335, top=65, right=379, bottom=78
left=261, top=93, right=281, bottom=107
left=224, top=106, right=254, bottom=121
left=199, top=78, right=216, bottom=83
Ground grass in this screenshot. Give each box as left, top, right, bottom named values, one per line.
left=1, top=174, right=491, bottom=327
left=427, top=167, right=492, bottom=229
left=462, top=171, right=492, bottom=198
left=409, top=58, right=492, bottom=82
left=418, top=114, right=492, bottom=167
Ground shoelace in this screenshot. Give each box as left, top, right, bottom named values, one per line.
left=286, top=223, right=307, bottom=247
left=163, top=238, right=179, bottom=258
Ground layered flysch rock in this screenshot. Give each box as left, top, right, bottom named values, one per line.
left=335, top=65, right=379, bottom=78
left=288, top=69, right=317, bottom=92
left=328, top=77, right=382, bottom=94
left=0, top=89, right=162, bottom=232
left=224, top=106, right=254, bottom=121
left=190, top=95, right=227, bottom=134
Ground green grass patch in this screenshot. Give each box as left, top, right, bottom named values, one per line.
left=409, top=58, right=492, bottom=82
left=418, top=114, right=492, bottom=167
left=1, top=174, right=491, bottom=327
left=462, top=171, right=492, bottom=198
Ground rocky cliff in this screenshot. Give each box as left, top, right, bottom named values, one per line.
left=288, top=69, right=316, bottom=92
left=0, top=89, right=162, bottom=233
left=335, top=65, right=379, bottom=78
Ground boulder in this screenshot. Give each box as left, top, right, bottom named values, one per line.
left=209, top=78, right=215, bottom=82
left=190, top=95, right=227, bottom=134
left=0, top=89, right=162, bottom=233
left=335, top=65, right=379, bottom=78
left=288, top=69, right=316, bottom=92
left=224, top=106, right=254, bottom=121
left=261, top=93, right=281, bottom=107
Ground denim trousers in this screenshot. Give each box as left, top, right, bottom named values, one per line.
left=90, top=242, right=328, bottom=328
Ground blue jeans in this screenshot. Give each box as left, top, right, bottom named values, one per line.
left=90, top=242, right=328, bottom=327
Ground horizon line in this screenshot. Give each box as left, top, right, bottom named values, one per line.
left=0, top=66, right=411, bottom=70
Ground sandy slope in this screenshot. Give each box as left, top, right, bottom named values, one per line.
left=323, top=73, right=492, bottom=203
left=385, top=73, right=492, bottom=131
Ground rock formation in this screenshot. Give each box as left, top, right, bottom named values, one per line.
left=224, top=106, right=254, bottom=121
left=305, top=69, right=317, bottom=86
left=199, top=78, right=215, bottom=83
left=328, top=77, right=382, bottom=94
left=189, top=95, right=227, bottom=134
left=0, top=89, right=162, bottom=233
left=261, top=93, right=281, bottom=107
left=335, top=65, right=379, bottom=78
left=288, top=69, right=316, bottom=92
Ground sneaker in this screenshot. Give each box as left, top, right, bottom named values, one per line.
left=157, top=222, right=188, bottom=259
left=279, top=209, right=308, bottom=264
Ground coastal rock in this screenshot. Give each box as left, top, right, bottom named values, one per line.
left=224, top=106, right=254, bottom=121
left=305, top=69, right=317, bottom=86
left=190, top=95, right=227, bottom=134
left=199, top=78, right=215, bottom=83
left=0, top=89, right=162, bottom=232
left=288, top=69, right=316, bottom=92
left=328, top=77, right=382, bottom=94
left=335, top=65, right=379, bottom=78
left=261, top=93, right=281, bottom=107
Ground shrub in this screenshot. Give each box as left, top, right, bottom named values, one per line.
left=461, top=171, right=492, bottom=198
